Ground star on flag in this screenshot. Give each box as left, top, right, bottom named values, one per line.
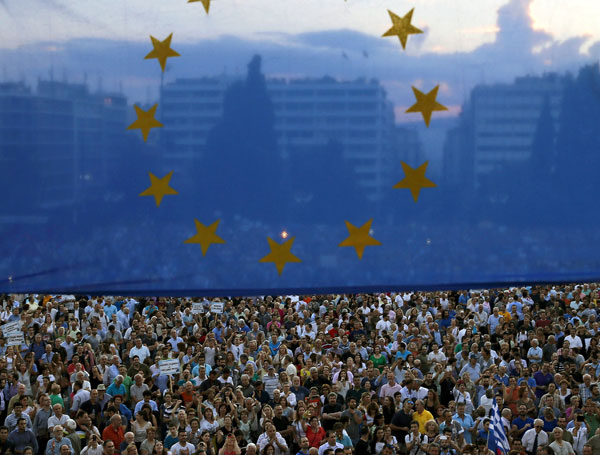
left=184, top=219, right=226, bottom=256
left=339, top=219, right=382, bottom=259
left=393, top=161, right=437, bottom=202
left=188, top=0, right=211, bottom=14
left=382, top=8, right=424, bottom=50
left=406, top=85, right=448, bottom=127
left=259, top=237, right=302, bottom=275
left=139, top=171, right=178, bottom=207
left=127, top=104, right=163, bottom=142
left=144, top=33, right=180, bottom=72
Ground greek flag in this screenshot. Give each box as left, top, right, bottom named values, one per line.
left=491, top=399, right=511, bottom=455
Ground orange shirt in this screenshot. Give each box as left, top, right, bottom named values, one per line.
left=102, top=425, right=125, bottom=448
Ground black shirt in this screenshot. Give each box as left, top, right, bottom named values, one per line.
left=0, top=438, right=15, bottom=455
left=355, top=439, right=371, bottom=455
left=273, top=415, right=291, bottom=442
left=391, top=410, right=412, bottom=441
left=322, top=403, right=343, bottom=431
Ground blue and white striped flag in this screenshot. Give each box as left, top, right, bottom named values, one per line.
left=490, top=399, right=511, bottom=455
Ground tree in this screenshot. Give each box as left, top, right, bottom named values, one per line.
left=202, top=55, right=282, bottom=221
left=554, top=64, right=600, bottom=221
left=286, top=140, right=367, bottom=223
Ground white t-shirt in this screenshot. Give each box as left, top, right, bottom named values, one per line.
left=405, top=433, right=428, bottom=455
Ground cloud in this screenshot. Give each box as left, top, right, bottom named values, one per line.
left=0, top=0, right=598, bottom=112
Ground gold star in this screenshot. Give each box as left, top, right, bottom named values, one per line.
left=127, top=104, right=163, bottom=142
left=139, top=171, right=178, bottom=207
left=405, top=85, right=448, bottom=127
left=144, top=33, right=180, bottom=72
left=188, top=0, right=211, bottom=13
left=259, top=237, right=301, bottom=276
left=184, top=219, right=226, bottom=256
left=382, top=8, right=423, bottom=50
left=393, top=161, right=437, bottom=202
left=339, top=219, right=382, bottom=260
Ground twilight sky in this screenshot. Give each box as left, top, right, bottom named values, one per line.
left=0, top=0, right=598, bottom=120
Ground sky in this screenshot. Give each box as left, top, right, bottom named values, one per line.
left=0, top=0, right=598, bottom=120
left=1, top=0, right=599, bottom=53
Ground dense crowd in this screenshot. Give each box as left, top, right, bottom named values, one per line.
left=0, top=285, right=599, bottom=455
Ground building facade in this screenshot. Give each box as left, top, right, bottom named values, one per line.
left=161, top=76, right=415, bottom=200
left=470, top=74, right=564, bottom=184
left=0, top=80, right=127, bottom=213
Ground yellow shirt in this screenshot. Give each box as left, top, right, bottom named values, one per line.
left=413, top=409, right=434, bottom=433
left=499, top=311, right=511, bottom=322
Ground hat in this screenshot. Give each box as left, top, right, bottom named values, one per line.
left=97, top=384, right=106, bottom=391
left=268, top=365, right=275, bottom=370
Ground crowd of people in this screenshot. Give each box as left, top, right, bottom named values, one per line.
left=0, top=285, right=598, bottom=455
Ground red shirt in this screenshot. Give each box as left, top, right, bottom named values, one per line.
left=306, top=426, right=326, bottom=448
left=102, top=425, right=125, bottom=448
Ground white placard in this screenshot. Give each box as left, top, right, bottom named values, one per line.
left=7, top=332, right=24, bottom=346
left=192, top=302, right=204, bottom=314
left=158, top=359, right=180, bottom=375
left=1, top=321, right=21, bottom=336
left=210, top=302, right=224, bottom=314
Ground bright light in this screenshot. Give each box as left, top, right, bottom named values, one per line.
left=280, top=230, right=289, bottom=239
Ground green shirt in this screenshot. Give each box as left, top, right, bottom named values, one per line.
left=370, top=354, right=387, bottom=372
left=50, top=394, right=64, bottom=407
left=585, top=413, right=600, bottom=438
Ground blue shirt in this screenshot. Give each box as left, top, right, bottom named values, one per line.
left=104, top=304, right=118, bottom=319
left=45, top=437, right=72, bottom=455
left=517, top=377, right=536, bottom=389
left=512, top=416, right=534, bottom=430
left=106, top=382, right=127, bottom=398
left=8, top=429, right=38, bottom=453
left=453, top=413, right=474, bottom=444
left=269, top=340, right=282, bottom=356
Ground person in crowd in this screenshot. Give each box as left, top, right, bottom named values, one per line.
left=0, top=287, right=598, bottom=455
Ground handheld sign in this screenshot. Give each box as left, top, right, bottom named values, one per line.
left=210, top=302, right=224, bottom=314
left=192, top=302, right=204, bottom=314
left=1, top=321, right=21, bottom=336
left=6, top=332, right=24, bottom=347
left=158, top=359, right=180, bottom=375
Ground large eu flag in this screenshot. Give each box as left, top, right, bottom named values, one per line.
left=0, top=0, right=599, bottom=294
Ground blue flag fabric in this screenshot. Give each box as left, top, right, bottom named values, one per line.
left=491, top=399, right=510, bottom=455
left=1, top=1, right=600, bottom=294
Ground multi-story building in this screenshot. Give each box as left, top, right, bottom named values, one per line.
left=470, top=74, right=564, bottom=186
left=161, top=75, right=415, bottom=199
left=443, top=73, right=564, bottom=188
left=0, top=80, right=127, bottom=213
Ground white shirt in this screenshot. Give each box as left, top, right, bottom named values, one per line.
left=71, top=389, right=91, bottom=412
left=549, top=440, right=575, bottom=455
left=256, top=432, right=288, bottom=455
left=48, top=414, right=69, bottom=430
left=569, top=425, right=588, bottom=455
left=375, top=320, right=391, bottom=335
left=405, top=432, right=428, bottom=455
left=428, top=351, right=447, bottom=363
left=129, top=345, right=151, bottom=363
left=318, top=442, right=344, bottom=455
left=565, top=335, right=583, bottom=349
left=521, top=429, right=548, bottom=453
left=170, top=442, right=195, bottom=455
